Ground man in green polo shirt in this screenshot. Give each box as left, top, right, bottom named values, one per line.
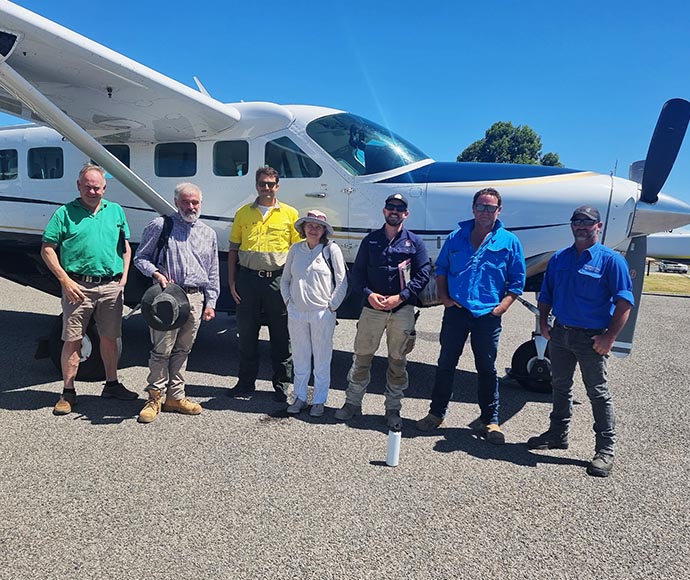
left=41, top=163, right=138, bottom=415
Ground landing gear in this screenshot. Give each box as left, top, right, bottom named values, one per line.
left=510, top=339, right=552, bottom=393
left=48, top=315, right=122, bottom=382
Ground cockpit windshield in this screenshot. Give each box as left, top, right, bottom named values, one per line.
left=306, top=113, right=429, bottom=176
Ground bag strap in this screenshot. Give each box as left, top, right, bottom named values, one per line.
left=154, top=215, right=174, bottom=266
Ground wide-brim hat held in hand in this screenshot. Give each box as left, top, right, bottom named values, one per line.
left=141, top=283, right=191, bottom=331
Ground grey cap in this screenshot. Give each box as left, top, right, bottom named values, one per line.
left=385, top=193, right=408, bottom=208
left=570, top=205, right=601, bottom=222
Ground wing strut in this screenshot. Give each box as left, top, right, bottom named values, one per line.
left=0, top=59, right=175, bottom=216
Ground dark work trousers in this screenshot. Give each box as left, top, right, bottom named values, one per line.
left=236, top=268, right=292, bottom=394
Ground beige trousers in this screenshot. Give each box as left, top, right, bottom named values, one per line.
left=146, top=291, right=204, bottom=400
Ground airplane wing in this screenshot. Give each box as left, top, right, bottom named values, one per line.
left=0, top=1, right=240, bottom=141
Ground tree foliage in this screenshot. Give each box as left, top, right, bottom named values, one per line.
left=457, top=121, right=563, bottom=167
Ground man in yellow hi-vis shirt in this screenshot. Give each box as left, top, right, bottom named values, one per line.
left=227, top=166, right=300, bottom=402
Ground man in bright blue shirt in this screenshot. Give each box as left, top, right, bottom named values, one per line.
left=416, top=188, right=525, bottom=444
left=528, top=205, right=633, bottom=478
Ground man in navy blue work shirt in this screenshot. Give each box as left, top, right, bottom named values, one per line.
left=416, top=187, right=525, bottom=444
left=335, top=193, right=431, bottom=429
left=528, top=205, right=633, bottom=478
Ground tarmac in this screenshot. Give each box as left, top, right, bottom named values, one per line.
left=0, top=277, right=688, bottom=579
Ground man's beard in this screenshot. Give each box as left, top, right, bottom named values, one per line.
left=180, top=210, right=199, bottom=224
left=385, top=214, right=402, bottom=226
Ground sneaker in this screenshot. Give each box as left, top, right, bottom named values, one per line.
left=53, top=390, right=76, bottom=416
left=416, top=413, right=443, bottom=431
left=101, top=381, right=138, bottom=400
left=527, top=430, right=569, bottom=450
left=385, top=409, right=403, bottom=430
left=226, top=383, right=256, bottom=398
left=162, top=397, right=202, bottom=415
left=287, top=398, right=308, bottom=414
left=138, top=390, right=162, bottom=423
left=334, top=403, right=361, bottom=421
left=468, top=418, right=505, bottom=445
left=309, top=403, right=325, bottom=417
left=587, top=453, right=614, bottom=477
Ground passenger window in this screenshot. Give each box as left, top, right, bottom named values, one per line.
left=155, top=143, right=196, bottom=177
left=0, top=149, right=18, bottom=180
left=28, top=147, right=64, bottom=180
left=213, top=141, right=249, bottom=176
left=265, top=137, right=322, bottom=178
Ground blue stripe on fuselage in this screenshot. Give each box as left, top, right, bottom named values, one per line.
left=380, top=161, right=583, bottom=184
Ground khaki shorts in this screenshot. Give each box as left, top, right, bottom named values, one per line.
left=61, top=281, right=124, bottom=341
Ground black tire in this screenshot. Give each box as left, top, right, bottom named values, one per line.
left=510, top=340, right=552, bottom=393
left=48, top=315, right=120, bottom=382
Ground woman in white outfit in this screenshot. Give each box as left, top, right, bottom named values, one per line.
left=281, top=210, right=348, bottom=417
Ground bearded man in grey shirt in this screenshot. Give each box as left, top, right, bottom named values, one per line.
left=134, top=182, right=220, bottom=423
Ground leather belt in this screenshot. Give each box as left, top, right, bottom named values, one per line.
left=182, top=286, right=201, bottom=294
left=68, top=273, right=122, bottom=284
left=555, top=321, right=604, bottom=333
left=245, top=268, right=283, bottom=278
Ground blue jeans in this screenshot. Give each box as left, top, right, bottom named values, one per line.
left=429, top=306, right=502, bottom=424
left=548, top=323, right=615, bottom=456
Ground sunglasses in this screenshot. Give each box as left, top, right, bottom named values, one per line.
left=571, top=218, right=597, bottom=227
left=258, top=181, right=278, bottom=189
left=385, top=203, right=407, bottom=212
left=474, top=203, right=499, bottom=213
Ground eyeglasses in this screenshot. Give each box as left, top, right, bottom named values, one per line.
left=258, top=181, right=278, bottom=189
left=474, top=203, right=499, bottom=213
left=571, top=218, right=597, bottom=227
left=385, top=203, right=407, bottom=212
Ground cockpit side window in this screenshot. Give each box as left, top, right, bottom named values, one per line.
left=265, top=137, right=322, bottom=179
left=306, top=113, right=428, bottom=176
left=0, top=149, right=18, bottom=180
left=28, top=147, right=63, bottom=180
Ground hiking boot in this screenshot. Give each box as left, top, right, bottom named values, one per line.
left=226, top=383, right=256, bottom=397
left=137, top=389, right=162, bottom=424
left=468, top=418, right=505, bottom=444
left=162, top=397, right=202, bottom=415
left=416, top=413, right=443, bottom=431
left=101, top=381, right=138, bottom=400
left=287, top=398, right=308, bottom=414
left=587, top=453, right=614, bottom=478
left=485, top=423, right=505, bottom=445
left=309, top=403, right=325, bottom=417
left=527, top=430, right=569, bottom=450
left=53, top=390, right=76, bottom=416
left=385, top=410, right=403, bottom=430
left=334, top=403, right=361, bottom=421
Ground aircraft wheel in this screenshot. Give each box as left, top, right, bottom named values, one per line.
left=49, top=315, right=121, bottom=382
left=510, top=340, right=552, bottom=393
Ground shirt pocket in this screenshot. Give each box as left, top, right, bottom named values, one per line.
left=574, top=268, right=604, bottom=301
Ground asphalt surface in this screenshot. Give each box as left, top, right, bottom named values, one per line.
left=1, top=278, right=688, bottom=579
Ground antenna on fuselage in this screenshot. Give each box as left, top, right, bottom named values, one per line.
left=193, top=76, right=211, bottom=97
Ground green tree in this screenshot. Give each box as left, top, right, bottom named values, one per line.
left=457, top=121, right=563, bottom=166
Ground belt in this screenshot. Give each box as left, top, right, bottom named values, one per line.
left=68, top=273, right=122, bottom=284
left=244, top=268, right=283, bottom=278
left=181, top=286, right=201, bottom=294
left=555, top=321, right=604, bottom=333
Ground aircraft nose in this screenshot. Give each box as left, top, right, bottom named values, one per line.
left=630, top=193, right=690, bottom=236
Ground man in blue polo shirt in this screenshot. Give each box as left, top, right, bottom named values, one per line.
left=416, top=187, right=525, bottom=444
left=335, top=193, right=431, bottom=429
left=527, top=205, right=633, bottom=478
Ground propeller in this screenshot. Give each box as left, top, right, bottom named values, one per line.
left=640, top=98, right=690, bottom=204
left=611, top=235, right=646, bottom=358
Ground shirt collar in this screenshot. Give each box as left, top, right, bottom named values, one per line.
left=251, top=197, right=281, bottom=209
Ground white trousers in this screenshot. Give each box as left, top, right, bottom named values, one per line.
left=287, top=306, right=337, bottom=404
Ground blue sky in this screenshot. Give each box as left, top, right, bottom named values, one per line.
left=3, top=0, right=690, bottom=206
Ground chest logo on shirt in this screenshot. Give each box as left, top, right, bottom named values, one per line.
left=405, top=240, right=412, bottom=247
left=582, top=264, right=601, bottom=274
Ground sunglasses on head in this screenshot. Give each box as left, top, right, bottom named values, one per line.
left=474, top=203, right=499, bottom=213
left=385, top=203, right=407, bottom=212
left=258, top=181, right=278, bottom=189
left=571, top=218, right=597, bottom=227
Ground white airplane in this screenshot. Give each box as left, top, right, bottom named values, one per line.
left=1, top=0, right=690, bottom=387
left=647, top=229, right=690, bottom=262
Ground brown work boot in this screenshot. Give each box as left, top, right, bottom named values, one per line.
left=53, top=390, right=76, bottom=416
left=138, top=389, right=163, bottom=424
left=162, top=397, right=202, bottom=415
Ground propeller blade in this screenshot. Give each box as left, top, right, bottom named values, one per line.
left=640, top=98, right=690, bottom=204
left=612, top=235, right=647, bottom=357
